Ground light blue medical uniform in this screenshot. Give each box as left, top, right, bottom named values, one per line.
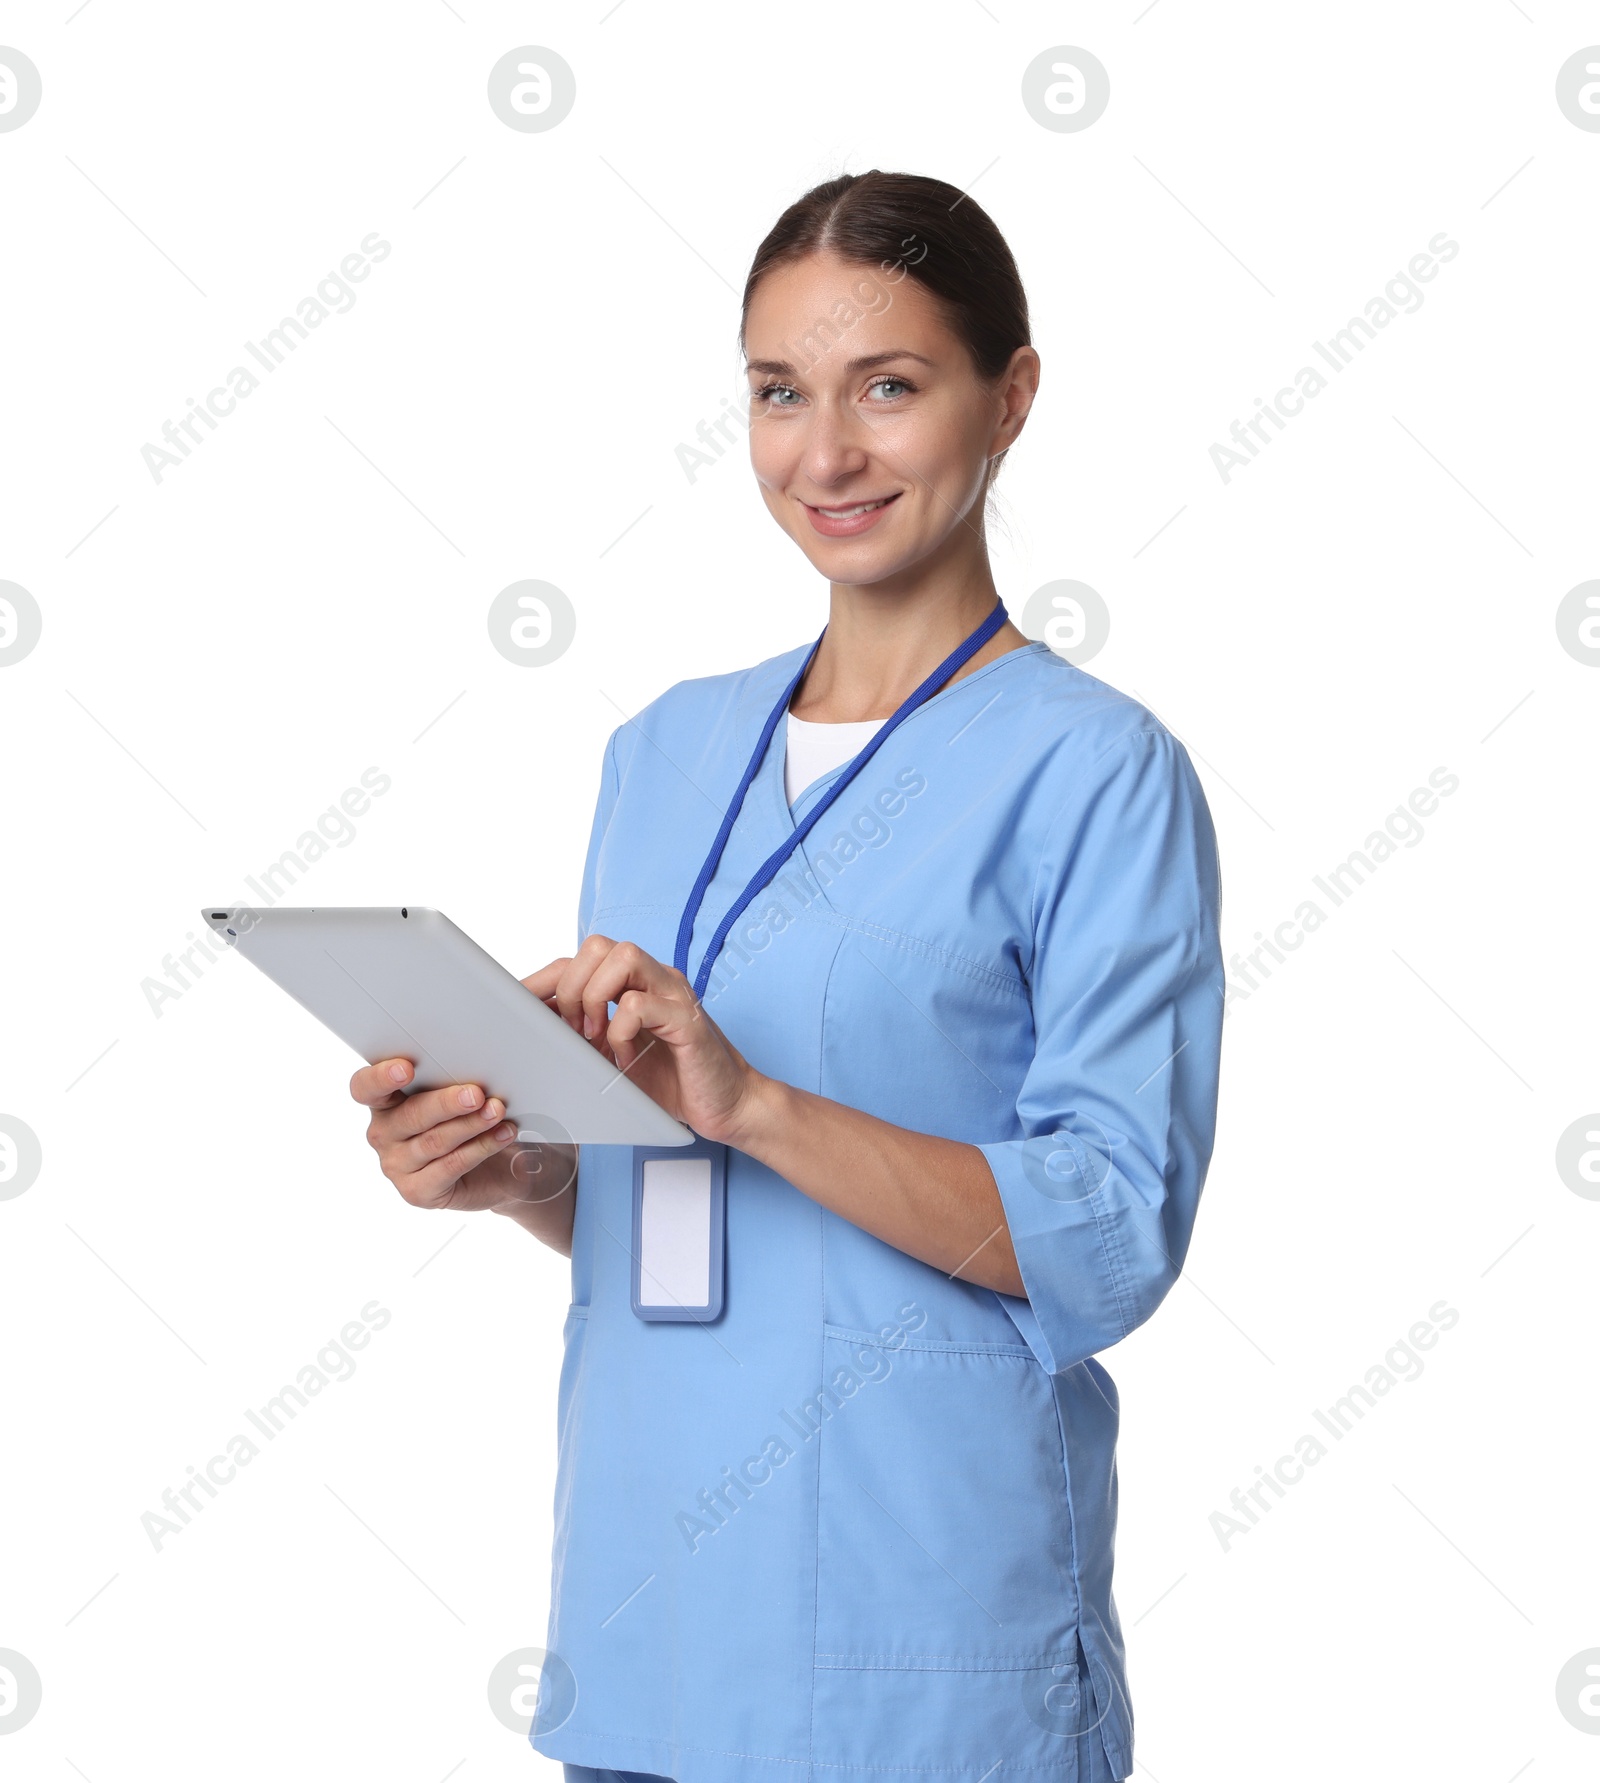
left=532, top=635, right=1224, bottom=1782
left=562, top=1771, right=674, bottom=1783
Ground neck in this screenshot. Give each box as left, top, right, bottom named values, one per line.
left=789, top=583, right=1028, bottom=723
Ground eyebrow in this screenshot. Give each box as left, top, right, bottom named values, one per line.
left=744, top=349, right=937, bottom=377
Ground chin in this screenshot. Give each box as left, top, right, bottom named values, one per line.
left=801, top=544, right=901, bottom=583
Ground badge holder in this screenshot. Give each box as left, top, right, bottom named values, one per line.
left=630, top=1138, right=727, bottom=1322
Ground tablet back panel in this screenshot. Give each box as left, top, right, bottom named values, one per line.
left=200, top=905, right=692, bottom=1146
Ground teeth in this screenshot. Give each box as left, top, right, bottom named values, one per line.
left=816, top=498, right=891, bottom=519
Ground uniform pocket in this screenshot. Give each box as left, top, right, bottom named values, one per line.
left=813, top=1324, right=1080, bottom=1669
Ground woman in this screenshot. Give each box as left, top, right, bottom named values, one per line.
left=353, top=171, right=1224, bottom=1783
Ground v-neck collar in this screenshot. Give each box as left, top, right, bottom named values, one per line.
left=752, top=638, right=1051, bottom=840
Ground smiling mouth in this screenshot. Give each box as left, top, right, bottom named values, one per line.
left=801, top=493, right=900, bottom=519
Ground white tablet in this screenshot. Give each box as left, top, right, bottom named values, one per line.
left=199, top=905, right=693, bottom=1147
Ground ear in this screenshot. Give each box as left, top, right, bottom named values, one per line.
left=990, top=344, right=1041, bottom=457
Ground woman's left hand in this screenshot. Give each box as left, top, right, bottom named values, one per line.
left=522, top=935, right=764, bottom=1145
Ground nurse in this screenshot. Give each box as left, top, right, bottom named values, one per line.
left=353, top=170, right=1224, bottom=1783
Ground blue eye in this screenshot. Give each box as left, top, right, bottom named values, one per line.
left=750, top=374, right=918, bottom=408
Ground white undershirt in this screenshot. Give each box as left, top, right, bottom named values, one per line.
left=784, top=712, right=885, bottom=807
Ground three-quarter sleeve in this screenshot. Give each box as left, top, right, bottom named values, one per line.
left=576, top=725, right=623, bottom=949
left=979, top=725, right=1225, bottom=1375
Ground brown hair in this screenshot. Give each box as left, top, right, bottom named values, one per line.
left=739, top=170, right=1032, bottom=493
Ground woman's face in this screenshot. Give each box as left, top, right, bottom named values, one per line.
left=742, top=250, right=1035, bottom=588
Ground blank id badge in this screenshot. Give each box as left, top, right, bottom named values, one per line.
left=630, top=1139, right=727, bottom=1322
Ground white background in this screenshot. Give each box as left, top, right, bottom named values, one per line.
left=1, top=3, right=1596, bottom=1778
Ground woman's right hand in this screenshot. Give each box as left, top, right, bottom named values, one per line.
left=349, top=962, right=587, bottom=1248
left=351, top=1059, right=528, bottom=1212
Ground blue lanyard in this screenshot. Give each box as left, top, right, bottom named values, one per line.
left=674, top=599, right=1009, bottom=1000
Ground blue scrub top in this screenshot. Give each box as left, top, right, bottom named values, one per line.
left=532, top=638, right=1224, bottom=1783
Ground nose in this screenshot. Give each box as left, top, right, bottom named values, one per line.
left=796, top=399, right=875, bottom=493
